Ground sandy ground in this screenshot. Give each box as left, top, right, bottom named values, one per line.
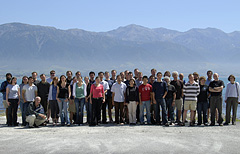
left=0, top=117, right=240, bottom=154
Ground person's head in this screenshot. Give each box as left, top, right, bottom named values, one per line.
left=151, top=69, right=157, bottom=76
left=157, top=72, right=162, bottom=80
left=52, top=77, right=59, bottom=85
left=128, top=72, right=133, bottom=79
left=28, top=76, right=33, bottom=84
left=129, top=78, right=135, bottom=86
left=188, top=74, right=194, bottom=82
left=75, top=71, right=81, bottom=79
left=179, top=73, right=184, bottom=80
left=193, top=72, right=199, bottom=81
left=213, top=73, right=219, bottom=81
left=199, top=76, right=206, bottom=85
left=138, top=72, right=143, bottom=80
left=6, top=73, right=12, bottom=81
left=50, top=70, right=56, bottom=78
left=95, top=76, right=100, bottom=84
left=142, top=76, right=149, bottom=84
left=134, top=68, right=139, bottom=77
left=89, top=71, right=95, bottom=80
left=84, top=76, right=89, bottom=84
left=11, top=77, right=17, bottom=85
left=105, top=71, right=110, bottom=79
left=207, top=70, right=213, bottom=79
left=164, top=76, right=170, bottom=84
left=22, top=76, right=28, bottom=84
left=60, top=75, right=66, bottom=83
left=116, top=75, right=122, bottom=83
left=120, top=72, right=125, bottom=80
left=66, top=71, right=73, bottom=79
left=164, top=71, right=171, bottom=77
left=32, top=72, right=38, bottom=80
left=40, top=74, right=46, bottom=82
left=35, top=96, right=41, bottom=106
left=124, top=70, right=129, bottom=79
left=98, top=72, right=104, bottom=80
left=228, top=74, right=235, bottom=83
left=111, top=70, right=117, bottom=78
left=172, top=71, right=179, bottom=80
left=77, top=76, right=83, bottom=83
left=149, top=75, right=155, bottom=83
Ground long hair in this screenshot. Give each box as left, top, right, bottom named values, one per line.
left=10, top=77, right=17, bottom=84
left=59, top=75, right=66, bottom=85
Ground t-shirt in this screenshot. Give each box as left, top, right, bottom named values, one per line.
left=7, top=84, right=19, bottom=99
left=23, top=84, right=37, bottom=102
left=166, top=84, right=176, bottom=99
left=170, top=80, right=183, bottom=99
left=58, top=83, right=70, bottom=98
left=209, top=80, right=225, bottom=96
left=90, top=84, right=104, bottom=98
left=198, top=85, right=209, bottom=102
left=111, top=82, right=127, bottom=102
left=37, top=81, right=50, bottom=99
left=183, top=81, right=200, bottom=101
left=152, top=81, right=168, bottom=100
left=139, top=84, right=152, bottom=101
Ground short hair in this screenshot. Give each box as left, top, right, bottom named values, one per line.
left=164, top=71, right=170, bottom=77
left=128, top=72, right=133, bottom=75
left=188, top=74, right=193, bottom=78
left=66, top=71, right=73, bottom=75
left=32, top=72, right=38, bottom=75
left=6, top=73, right=12, bottom=78
left=40, top=74, right=45, bottom=77
left=157, top=72, right=162, bottom=75
left=84, top=76, right=89, bottom=80
left=28, top=76, right=33, bottom=80
left=89, top=71, right=95, bottom=76
left=193, top=72, right=199, bottom=76
left=134, top=68, right=139, bottom=71
left=164, top=76, right=170, bottom=82
left=111, top=70, right=117, bottom=73
left=207, top=70, right=213, bottom=74
left=75, top=71, right=81, bottom=75
left=228, top=74, right=236, bottom=81
left=105, top=71, right=109, bottom=74
left=129, top=78, right=135, bottom=84
left=151, top=68, right=157, bottom=72
left=98, top=72, right=104, bottom=75
left=138, top=72, right=143, bottom=75
left=142, top=76, right=148, bottom=80
left=149, top=75, right=155, bottom=79
left=22, top=76, right=28, bottom=83
left=35, top=96, right=41, bottom=101
left=95, top=76, right=99, bottom=80
left=116, top=75, right=121, bottom=79
left=50, top=70, right=55, bottom=74
left=199, top=76, right=206, bottom=82
left=172, top=71, right=179, bottom=76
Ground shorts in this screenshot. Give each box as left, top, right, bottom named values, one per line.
left=2, top=100, right=8, bottom=109
left=68, top=99, right=76, bottom=113
left=175, top=98, right=183, bottom=110
left=184, top=100, right=197, bottom=111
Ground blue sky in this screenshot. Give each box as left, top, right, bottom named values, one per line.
left=0, top=0, right=239, bottom=32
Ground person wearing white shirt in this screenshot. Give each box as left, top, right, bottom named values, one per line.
left=47, top=70, right=56, bottom=84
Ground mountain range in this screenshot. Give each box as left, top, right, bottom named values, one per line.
left=0, top=22, right=239, bottom=77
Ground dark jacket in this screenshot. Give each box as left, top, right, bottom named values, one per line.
left=26, top=102, right=45, bottom=119
left=125, top=86, right=139, bottom=103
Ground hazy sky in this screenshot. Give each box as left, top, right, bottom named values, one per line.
left=0, top=0, right=239, bottom=32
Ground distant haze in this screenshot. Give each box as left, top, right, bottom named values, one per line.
left=0, top=22, right=239, bottom=77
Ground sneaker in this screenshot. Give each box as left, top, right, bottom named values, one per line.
left=219, top=123, right=223, bottom=126
left=223, top=123, right=229, bottom=126
left=204, top=123, right=209, bottom=126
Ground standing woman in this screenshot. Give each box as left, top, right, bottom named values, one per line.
left=6, top=77, right=20, bottom=126
left=19, top=76, right=28, bottom=125
left=48, top=77, right=59, bottom=126
left=224, top=75, right=240, bottom=125
left=56, top=75, right=71, bottom=126
left=85, top=76, right=92, bottom=124
left=69, top=77, right=77, bottom=125
left=73, top=76, right=87, bottom=125
left=125, top=78, right=139, bottom=125
left=90, top=77, right=105, bottom=126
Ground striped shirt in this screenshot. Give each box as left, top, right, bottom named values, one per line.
left=183, top=81, right=200, bottom=101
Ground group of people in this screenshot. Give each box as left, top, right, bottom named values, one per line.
left=0, top=68, right=239, bottom=128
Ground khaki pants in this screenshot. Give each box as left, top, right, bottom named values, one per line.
left=26, top=115, right=47, bottom=127
left=225, top=97, right=238, bottom=123
left=128, top=101, right=137, bottom=124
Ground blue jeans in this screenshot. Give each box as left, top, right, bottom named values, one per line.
left=75, top=98, right=85, bottom=124
left=58, top=98, right=70, bottom=125
left=197, top=101, right=208, bottom=124
left=155, top=98, right=168, bottom=124
left=165, top=98, right=174, bottom=122
left=85, top=99, right=92, bottom=124
left=140, top=100, right=151, bottom=124
left=22, top=102, right=31, bottom=125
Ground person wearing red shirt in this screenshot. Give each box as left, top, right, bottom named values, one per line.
left=139, top=76, right=153, bottom=125
left=90, top=77, right=105, bottom=126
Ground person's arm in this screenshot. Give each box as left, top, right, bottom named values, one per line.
left=34, top=87, right=38, bottom=98
left=150, top=92, right=153, bottom=104
left=152, top=92, right=156, bottom=104
left=67, top=85, right=71, bottom=100
left=139, top=92, right=142, bottom=105
left=172, top=93, right=176, bottom=107
left=72, top=83, right=76, bottom=98
left=17, top=87, right=20, bottom=105
left=22, top=89, right=26, bottom=103
left=163, top=82, right=168, bottom=99
left=225, top=84, right=229, bottom=103
left=136, top=88, right=139, bottom=105
left=112, top=92, right=115, bottom=106
left=102, top=87, right=105, bottom=103
left=6, top=87, right=10, bottom=106
left=56, top=86, right=60, bottom=102
left=163, top=91, right=167, bottom=99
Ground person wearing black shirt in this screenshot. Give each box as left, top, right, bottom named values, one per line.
left=209, top=73, right=224, bottom=126
left=125, top=79, right=139, bottom=125
left=197, top=77, right=210, bottom=126
left=85, top=76, right=92, bottom=124
left=105, top=71, right=115, bottom=123
left=66, top=71, right=73, bottom=85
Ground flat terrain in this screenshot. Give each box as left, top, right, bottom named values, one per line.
left=0, top=117, right=239, bottom=154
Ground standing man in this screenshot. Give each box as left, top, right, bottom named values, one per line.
left=205, top=70, right=214, bottom=122
left=181, top=74, right=200, bottom=126
left=120, top=72, right=126, bottom=82
left=152, top=72, right=169, bottom=126
left=209, top=73, right=224, bottom=126
left=0, top=73, right=12, bottom=124
left=139, top=76, right=153, bottom=125
left=89, top=71, right=95, bottom=84
left=47, top=70, right=56, bottom=84
left=111, top=75, right=127, bottom=124
left=105, top=71, right=115, bottom=123
left=66, top=71, right=73, bottom=85
left=22, top=76, right=38, bottom=126
left=37, top=74, right=50, bottom=123
left=134, top=68, right=139, bottom=80
left=110, top=70, right=117, bottom=82
left=32, top=72, right=40, bottom=85
left=135, top=72, right=143, bottom=123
